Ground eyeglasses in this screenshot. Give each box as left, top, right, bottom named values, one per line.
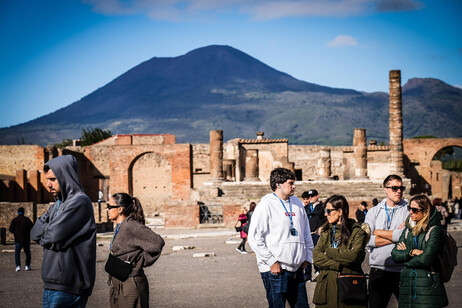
left=107, top=204, right=120, bottom=210
left=407, top=206, right=424, bottom=214
left=385, top=186, right=406, bottom=192
left=325, top=208, right=338, bottom=215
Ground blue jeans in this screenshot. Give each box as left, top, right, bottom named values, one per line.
left=261, top=267, right=309, bottom=308
left=43, top=289, right=88, bottom=308
left=15, top=242, right=31, bottom=267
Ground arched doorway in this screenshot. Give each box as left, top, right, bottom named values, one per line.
left=129, top=152, right=172, bottom=217
left=431, top=146, right=462, bottom=200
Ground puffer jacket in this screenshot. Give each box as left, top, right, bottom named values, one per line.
left=313, top=219, right=368, bottom=308
left=391, top=207, right=449, bottom=307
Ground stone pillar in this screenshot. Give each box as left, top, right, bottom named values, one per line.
left=353, top=128, right=368, bottom=179
left=16, top=169, right=28, bottom=202
left=244, top=149, right=259, bottom=181
left=317, top=149, right=331, bottom=180
left=209, top=130, right=224, bottom=182
left=29, top=170, right=42, bottom=203
left=389, top=70, right=404, bottom=175
left=223, top=159, right=235, bottom=181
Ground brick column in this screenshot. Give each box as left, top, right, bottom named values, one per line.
left=317, top=149, right=331, bottom=180
left=16, top=169, right=28, bottom=202
left=389, top=70, right=404, bottom=175
left=29, top=170, right=42, bottom=203
left=244, top=149, right=259, bottom=181
left=209, top=130, right=224, bottom=182
left=353, top=128, right=368, bottom=179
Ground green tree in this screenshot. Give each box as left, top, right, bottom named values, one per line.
left=80, top=127, right=112, bottom=146
left=54, top=138, right=73, bottom=148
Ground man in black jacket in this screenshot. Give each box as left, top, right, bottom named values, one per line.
left=302, top=189, right=326, bottom=281
left=9, top=207, right=33, bottom=271
left=31, top=155, right=96, bottom=307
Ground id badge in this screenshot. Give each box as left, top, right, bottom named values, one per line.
left=290, top=228, right=297, bottom=236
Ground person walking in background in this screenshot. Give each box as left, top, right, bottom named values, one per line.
left=9, top=206, right=33, bottom=272
left=433, top=198, right=449, bottom=230
left=248, top=168, right=313, bottom=308
left=313, top=195, right=368, bottom=308
left=31, top=155, right=96, bottom=308
left=106, top=193, right=165, bottom=308
left=301, top=189, right=325, bottom=281
left=365, top=174, right=409, bottom=308
left=391, top=195, right=448, bottom=307
left=355, top=201, right=368, bottom=224
left=236, top=207, right=249, bottom=254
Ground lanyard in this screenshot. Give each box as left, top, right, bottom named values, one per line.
left=331, top=225, right=340, bottom=248
left=110, top=219, right=125, bottom=251
left=52, top=200, right=61, bottom=220
left=414, top=236, right=418, bottom=248
left=273, top=193, right=294, bottom=229
left=384, top=204, right=396, bottom=229
left=310, top=203, right=314, bottom=213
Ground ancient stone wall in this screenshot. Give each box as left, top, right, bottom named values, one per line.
left=0, top=145, right=44, bottom=176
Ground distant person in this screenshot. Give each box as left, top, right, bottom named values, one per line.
left=433, top=198, right=449, bottom=230
left=236, top=207, right=249, bottom=254
left=9, top=207, right=33, bottom=271
left=301, top=189, right=326, bottom=281
left=31, top=155, right=96, bottom=308
left=372, top=198, right=378, bottom=207
left=248, top=168, right=313, bottom=308
left=313, top=195, right=368, bottom=307
left=392, top=195, right=448, bottom=307
left=355, top=201, right=368, bottom=224
left=365, top=174, right=409, bottom=308
left=106, top=193, right=165, bottom=308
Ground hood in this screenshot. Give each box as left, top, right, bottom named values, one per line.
left=45, top=155, right=83, bottom=202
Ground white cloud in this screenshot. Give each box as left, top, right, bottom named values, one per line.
left=82, top=0, right=424, bottom=21
left=327, top=35, right=358, bottom=48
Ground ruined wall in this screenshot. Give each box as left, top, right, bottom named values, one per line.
left=192, top=144, right=210, bottom=188
left=0, top=146, right=44, bottom=176
left=367, top=146, right=392, bottom=180
left=240, top=142, right=288, bottom=182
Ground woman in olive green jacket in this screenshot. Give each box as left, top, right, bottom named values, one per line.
left=313, top=195, right=368, bottom=308
left=391, top=195, right=448, bottom=307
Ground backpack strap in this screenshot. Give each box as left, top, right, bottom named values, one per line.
left=425, top=225, right=437, bottom=242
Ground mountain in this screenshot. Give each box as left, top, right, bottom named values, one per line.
left=1, top=45, right=461, bottom=146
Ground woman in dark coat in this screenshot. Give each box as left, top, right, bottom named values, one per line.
left=313, top=195, right=369, bottom=308
left=391, top=195, right=448, bottom=307
left=107, top=193, right=165, bottom=308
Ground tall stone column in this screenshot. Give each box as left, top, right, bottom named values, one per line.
left=209, top=130, right=224, bottom=182
left=353, top=128, right=368, bottom=179
left=389, top=70, right=404, bottom=175
left=29, top=170, right=42, bottom=203
left=317, top=149, right=331, bottom=180
left=16, top=169, right=28, bottom=202
left=244, top=149, right=259, bottom=181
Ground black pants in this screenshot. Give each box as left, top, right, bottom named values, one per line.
left=237, top=238, right=246, bottom=251
left=368, top=267, right=400, bottom=308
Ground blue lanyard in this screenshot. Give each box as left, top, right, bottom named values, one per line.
left=273, top=193, right=294, bottom=229
left=331, top=225, right=340, bottom=248
left=384, top=204, right=395, bottom=229
left=414, top=236, right=418, bottom=248
left=52, top=200, right=61, bottom=219
left=310, top=203, right=314, bottom=213
left=110, top=219, right=125, bottom=250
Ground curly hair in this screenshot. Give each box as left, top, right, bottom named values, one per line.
left=269, top=168, right=295, bottom=191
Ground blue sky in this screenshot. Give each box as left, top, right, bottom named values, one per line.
left=1, top=0, right=461, bottom=128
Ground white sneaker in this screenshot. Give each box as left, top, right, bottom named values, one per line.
left=236, top=248, right=241, bottom=253
left=240, top=250, right=249, bottom=255
left=25, top=265, right=31, bottom=271
left=15, top=266, right=21, bottom=272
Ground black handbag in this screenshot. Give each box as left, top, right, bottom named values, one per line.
left=105, top=253, right=133, bottom=282
left=337, top=273, right=368, bottom=304
left=235, top=219, right=242, bottom=232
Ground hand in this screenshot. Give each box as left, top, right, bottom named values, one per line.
left=413, top=249, right=423, bottom=256
left=396, top=242, right=407, bottom=250
left=301, top=261, right=310, bottom=269
left=270, top=261, right=282, bottom=275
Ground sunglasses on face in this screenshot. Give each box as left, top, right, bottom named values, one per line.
left=325, top=208, right=338, bottom=215
left=407, top=206, right=424, bottom=214
left=107, top=204, right=120, bottom=210
left=385, top=186, right=406, bottom=192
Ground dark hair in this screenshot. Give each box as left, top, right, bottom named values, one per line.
left=360, top=201, right=367, bottom=207
left=322, top=194, right=351, bottom=246
left=383, top=174, right=402, bottom=187
left=270, top=168, right=295, bottom=191
left=432, top=198, right=442, bottom=206
left=301, top=191, right=309, bottom=199
left=249, top=202, right=257, bottom=211
left=372, top=198, right=378, bottom=206
left=111, top=193, right=145, bottom=225
left=17, top=207, right=25, bottom=214
left=44, top=164, right=50, bottom=172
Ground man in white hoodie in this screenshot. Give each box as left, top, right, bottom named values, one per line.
left=248, top=168, right=313, bottom=308
left=365, top=174, right=409, bottom=308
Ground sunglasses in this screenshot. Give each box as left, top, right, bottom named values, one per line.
left=407, top=206, right=424, bottom=214
left=107, top=204, right=120, bottom=210
left=325, top=208, right=338, bottom=215
left=385, top=186, right=406, bottom=192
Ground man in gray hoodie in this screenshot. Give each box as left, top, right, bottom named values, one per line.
left=365, top=174, right=409, bottom=308
left=31, top=155, right=96, bottom=307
